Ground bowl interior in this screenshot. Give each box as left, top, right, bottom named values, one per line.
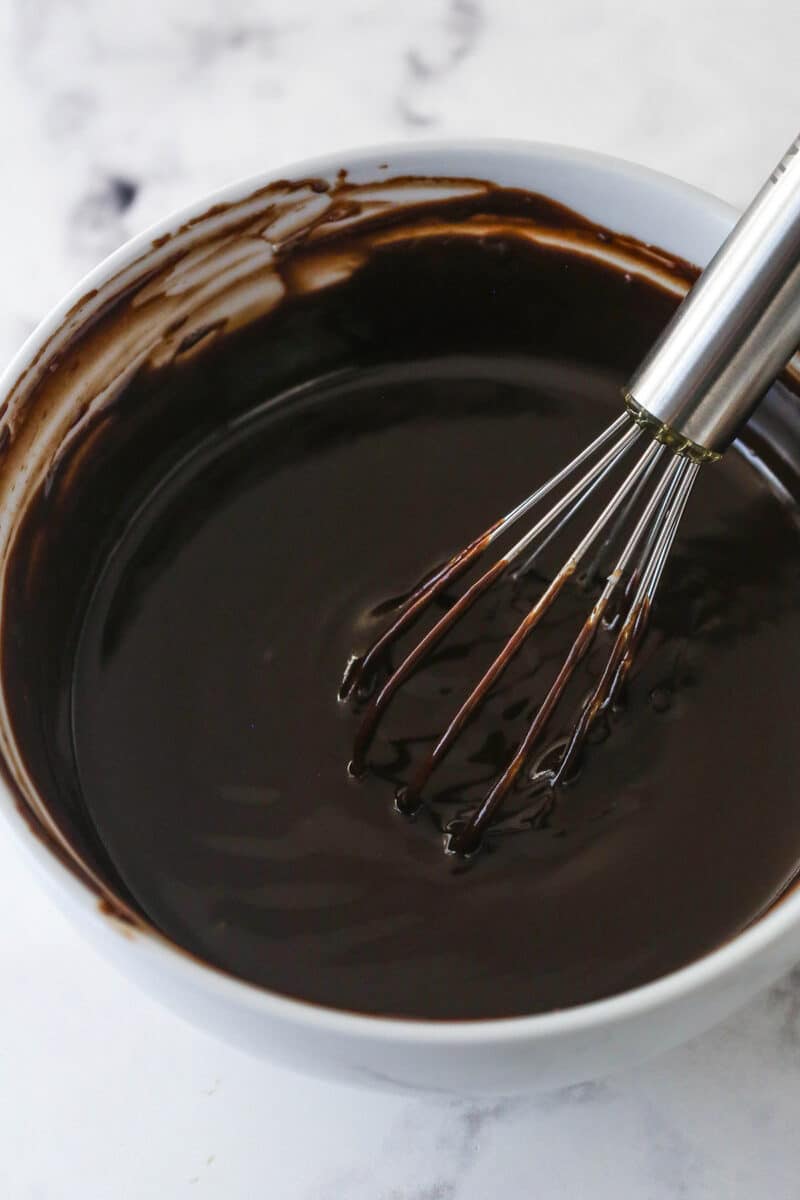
left=1, top=142, right=800, bottom=1050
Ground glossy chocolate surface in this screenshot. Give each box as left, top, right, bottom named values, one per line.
left=4, top=182, right=800, bottom=1017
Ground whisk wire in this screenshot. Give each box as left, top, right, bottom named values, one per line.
left=349, top=417, right=641, bottom=771
left=342, top=413, right=633, bottom=708
left=550, top=458, right=698, bottom=789
left=451, top=453, right=698, bottom=852
left=398, top=437, right=665, bottom=812
left=345, top=408, right=701, bottom=850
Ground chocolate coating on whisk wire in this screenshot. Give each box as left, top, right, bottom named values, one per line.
left=343, top=412, right=633, bottom=772
left=345, top=419, right=704, bottom=849
left=348, top=132, right=800, bottom=852
left=8, top=172, right=800, bottom=1020
left=452, top=455, right=700, bottom=854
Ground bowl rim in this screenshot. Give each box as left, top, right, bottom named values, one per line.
left=3, top=135, right=790, bottom=1048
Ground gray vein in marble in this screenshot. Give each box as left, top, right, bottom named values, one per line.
left=637, top=1098, right=707, bottom=1197
left=177, top=15, right=284, bottom=66
left=397, top=0, right=485, bottom=128
left=69, top=172, right=140, bottom=260
left=765, top=963, right=800, bottom=1052
left=536, top=1078, right=612, bottom=1108
left=308, top=1096, right=523, bottom=1200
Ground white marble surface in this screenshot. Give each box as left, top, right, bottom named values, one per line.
left=1, top=1, right=800, bottom=1195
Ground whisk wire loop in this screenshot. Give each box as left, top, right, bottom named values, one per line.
left=398, top=436, right=666, bottom=810
left=344, top=411, right=701, bottom=848
left=452, top=454, right=699, bottom=852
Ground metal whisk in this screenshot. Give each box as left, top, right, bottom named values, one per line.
left=341, top=133, right=800, bottom=854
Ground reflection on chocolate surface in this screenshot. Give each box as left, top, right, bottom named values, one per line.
left=3, top=175, right=800, bottom=1017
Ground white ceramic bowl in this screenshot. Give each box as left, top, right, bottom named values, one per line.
left=1, top=140, right=799, bottom=1096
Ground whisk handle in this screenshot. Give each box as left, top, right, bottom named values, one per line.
left=625, top=133, right=800, bottom=459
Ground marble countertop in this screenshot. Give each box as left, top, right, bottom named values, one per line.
left=1, top=1, right=800, bottom=1195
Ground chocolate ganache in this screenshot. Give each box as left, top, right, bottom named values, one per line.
left=3, top=175, right=800, bottom=1018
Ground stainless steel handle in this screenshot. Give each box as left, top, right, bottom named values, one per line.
left=625, top=134, right=800, bottom=459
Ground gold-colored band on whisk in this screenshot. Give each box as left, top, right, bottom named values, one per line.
left=623, top=394, right=721, bottom=465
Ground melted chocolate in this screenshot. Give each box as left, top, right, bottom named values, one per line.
left=4, top=183, right=800, bottom=1019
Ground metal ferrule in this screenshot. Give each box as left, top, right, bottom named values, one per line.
left=625, top=134, right=800, bottom=458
